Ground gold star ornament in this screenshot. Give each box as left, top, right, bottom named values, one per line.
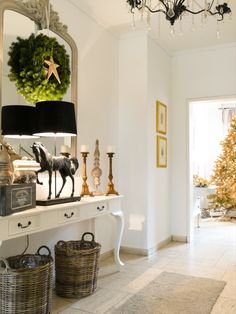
left=44, top=56, right=61, bottom=84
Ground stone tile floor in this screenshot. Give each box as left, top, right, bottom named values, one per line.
left=52, top=220, right=236, bottom=313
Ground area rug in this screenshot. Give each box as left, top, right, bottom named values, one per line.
left=108, top=271, right=226, bottom=314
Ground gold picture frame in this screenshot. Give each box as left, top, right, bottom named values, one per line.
left=156, top=100, right=167, bottom=134
left=157, top=135, right=167, bottom=168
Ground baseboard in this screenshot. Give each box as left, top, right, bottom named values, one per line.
left=171, top=235, right=188, bottom=242
left=157, top=236, right=172, bottom=249
left=103, top=236, right=186, bottom=259
left=121, top=246, right=149, bottom=256
left=99, top=250, right=114, bottom=262
left=121, top=236, right=172, bottom=257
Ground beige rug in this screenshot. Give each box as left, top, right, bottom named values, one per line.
left=107, top=271, right=226, bottom=314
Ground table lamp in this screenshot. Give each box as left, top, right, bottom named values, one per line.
left=33, top=100, right=79, bottom=204
left=34, top=100, right=77, bottom=138
left=1, top=104, right=37, bottom=157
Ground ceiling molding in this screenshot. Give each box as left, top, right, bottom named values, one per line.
left=67, top=0, right=119, bottom=39
left=173, top=41, right=236, bottom=57
left=68, top=0, right=110, bottom=29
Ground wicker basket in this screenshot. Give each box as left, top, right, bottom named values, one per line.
left=55, top=232, right=101, bottom=298
left=0, top=246, right=53, bottom=314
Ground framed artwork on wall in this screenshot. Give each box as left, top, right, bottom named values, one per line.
left=156, top=100, right=167, bottom=134
left=157, top=135, right=167, bottom=168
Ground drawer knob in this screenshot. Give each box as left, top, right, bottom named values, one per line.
left=18, top=221, right=31, bottom=229
left=64, top=212, right=74, bottom=218
left=97, top=206, right=105, bottom=211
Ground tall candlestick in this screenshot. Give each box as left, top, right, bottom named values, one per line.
left=106, top=152, right=119, bottom=196
left=80, top=152, right=93, bottom=197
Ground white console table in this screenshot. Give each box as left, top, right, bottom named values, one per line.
left=0, top=195, right=124, bottom=269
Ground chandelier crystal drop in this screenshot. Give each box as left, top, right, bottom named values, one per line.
left=126, top=1, right=231, bottom=26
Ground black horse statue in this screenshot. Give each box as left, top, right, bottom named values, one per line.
left=31, top=142, right=79, bottom=200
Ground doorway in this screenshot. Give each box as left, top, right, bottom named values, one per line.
left=188, top=97, right=236, bottom=240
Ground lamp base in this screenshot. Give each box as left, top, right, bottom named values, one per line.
left=36, top=196, right=81, bottom=206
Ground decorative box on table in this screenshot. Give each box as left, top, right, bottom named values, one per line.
left=0, top=183, right=36, bottom=216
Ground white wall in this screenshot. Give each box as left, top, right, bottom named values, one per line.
left=118, top=33, right=148, bottom=250
left=171, top=43, right=236, bottom=238
left=1, top=0, right=119, bottom=257
left=118, top=33, right=171, bottom=251
left=147, top=37, right=171, bottom=249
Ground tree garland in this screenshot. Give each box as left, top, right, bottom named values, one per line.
left=8, top=33, right=70, bottom=104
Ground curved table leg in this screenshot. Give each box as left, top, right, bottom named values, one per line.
left=110, top=210, right=124, bottom=270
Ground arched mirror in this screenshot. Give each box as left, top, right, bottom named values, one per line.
left=0, top=0, right=78, bottom=157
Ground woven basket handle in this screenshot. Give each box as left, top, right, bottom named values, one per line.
left=81, top=232, right=95, bottom=243
left=56, top=240, right=66, bottom=247
left=36, top=245, right=52, bottom=257
left=0, top=258, right=11, bottom=273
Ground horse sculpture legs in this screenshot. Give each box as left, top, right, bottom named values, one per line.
left=56, top=172, right=75, bottom=198
left=35, top=168, right=52, bottom=200
left=36, top=169, right=74, bottom=200
left=70, top=175, right=75, bottom=197
left=36, top=169, right=45, bottom=185
left=56, top=175, right=66, bottom=198
left=48, top=170, right=52, bottom=200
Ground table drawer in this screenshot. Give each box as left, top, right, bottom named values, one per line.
left=79, top=202, right=108, bottom=220
left=58, top=208, right=78, bottom=224
left=9, top=215, right=40, bottom=236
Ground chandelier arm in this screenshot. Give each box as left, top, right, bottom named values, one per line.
left=184, top=8, right=205, bottom=15
left=144, top=6, right=166, bottom=14
left=185, top=7, right=224, bottom=21
left=207, top=10, right=224, bottom=21
left=158, top=0, right=168, bottom=11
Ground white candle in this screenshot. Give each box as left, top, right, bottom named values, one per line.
left=60, top=145, right=70, bottom=154
left=107, top=145, right=115, bottom=153
left=80, top=145, right=89, bottom=153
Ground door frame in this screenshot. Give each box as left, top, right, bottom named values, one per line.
left=186, top=95, right=236, bottom=242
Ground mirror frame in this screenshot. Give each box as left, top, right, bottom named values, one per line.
left=0, top=0, right=78, bottom=156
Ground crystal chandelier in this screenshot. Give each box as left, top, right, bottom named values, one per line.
left=127, top=1, right=231, bottom=33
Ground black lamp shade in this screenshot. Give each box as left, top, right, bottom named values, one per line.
left=1, top=105, right=36, bottom=138
left=34, top=101, right=77, bottom=137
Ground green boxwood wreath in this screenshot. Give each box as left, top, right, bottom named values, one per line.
left=8, top=33, right=71, bottom=104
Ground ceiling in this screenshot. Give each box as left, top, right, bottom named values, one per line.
left=69, top=0, right=236, bottom=52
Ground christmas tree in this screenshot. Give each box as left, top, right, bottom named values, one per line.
left=209, top=116, right=236, bottom=210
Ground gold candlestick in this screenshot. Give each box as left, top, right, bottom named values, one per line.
left=80, top=152, right=93, bottom=197
left=106, top=152, right=119, bottom=196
